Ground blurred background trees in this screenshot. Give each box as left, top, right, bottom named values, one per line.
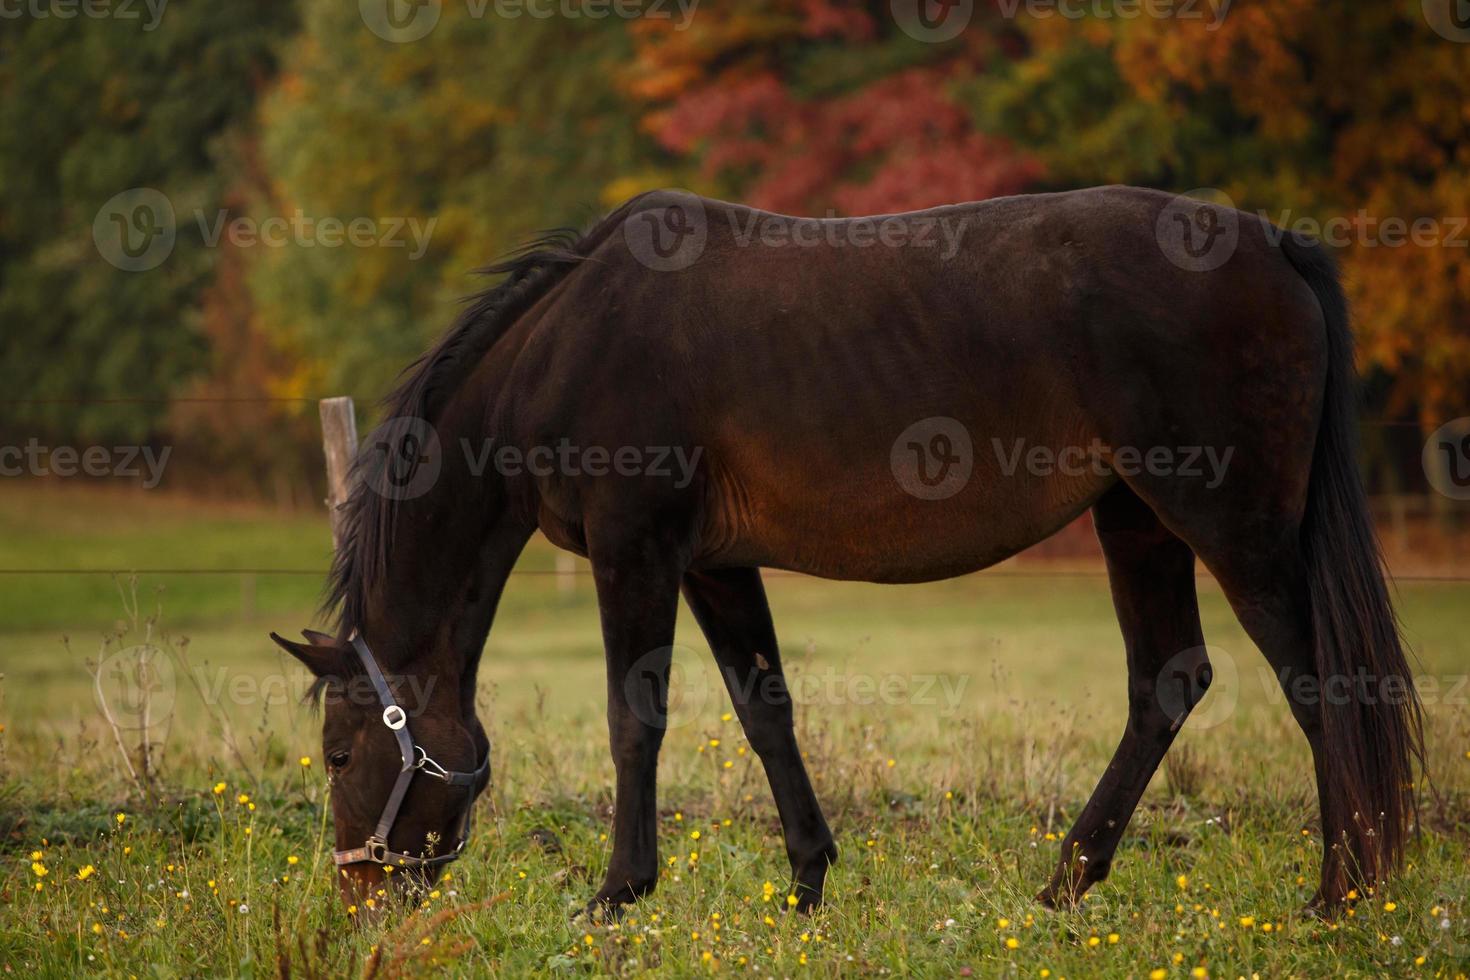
left=2, top=0, right=1466, bottom=503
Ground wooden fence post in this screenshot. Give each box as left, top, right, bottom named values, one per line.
left=318, top=397, right=358, bottom=550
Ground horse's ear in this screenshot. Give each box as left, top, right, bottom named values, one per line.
left=270, top=631, right=355, bottom=679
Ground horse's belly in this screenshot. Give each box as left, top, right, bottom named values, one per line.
left=699, top=449, right=1111, bottom=583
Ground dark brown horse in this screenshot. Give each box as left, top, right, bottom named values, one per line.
left=271, top=185, right=1422, bottom=915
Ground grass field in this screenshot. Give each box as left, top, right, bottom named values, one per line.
left=1, top=485, right=1468, bottom=977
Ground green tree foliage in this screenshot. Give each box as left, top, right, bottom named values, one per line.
left=255, top=2, right=669, bottom=405
left=0, top=2, right=296, bottom=442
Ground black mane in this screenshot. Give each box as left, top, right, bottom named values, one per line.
left=322, top=220, right=610, bottom=637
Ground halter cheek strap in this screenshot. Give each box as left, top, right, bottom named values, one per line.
left=332, top=635, right=489, bottom=870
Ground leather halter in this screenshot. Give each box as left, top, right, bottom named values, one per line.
left=332, top=635, right=489, bottom=870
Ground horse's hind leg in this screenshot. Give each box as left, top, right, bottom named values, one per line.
left=682, top=568, right=838, bottom=910
left=1039, top=483, right=1209, bottom=907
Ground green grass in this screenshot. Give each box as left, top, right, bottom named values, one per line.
left=1, top=485, right=1468, bottom=976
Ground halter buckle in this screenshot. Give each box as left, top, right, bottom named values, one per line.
left=365, top=837, right=389, bottom=863
left=381, top=704, right=407, bottom=730
left=414, top=745, right=451, bottom=780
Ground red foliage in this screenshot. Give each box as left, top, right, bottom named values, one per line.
left=656, top=67, right=1042, bottom=215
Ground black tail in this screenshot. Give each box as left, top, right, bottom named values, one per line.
left=1282, top=233, right=1424, bottom=889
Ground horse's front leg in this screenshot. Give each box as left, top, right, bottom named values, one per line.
left=584, top=532, right=685, bottom=917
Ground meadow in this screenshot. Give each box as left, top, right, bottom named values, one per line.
left=1, top=485, right=1468, bottom=977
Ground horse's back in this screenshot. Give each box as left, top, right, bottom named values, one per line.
left=506, top=186, right=1327, bottom=580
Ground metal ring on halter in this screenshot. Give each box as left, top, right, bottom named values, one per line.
left=329, top=633, right=490, bottom=870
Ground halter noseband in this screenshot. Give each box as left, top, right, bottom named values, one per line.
left=333, top=635, right=489, bottom=870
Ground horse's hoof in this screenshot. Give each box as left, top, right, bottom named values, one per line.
left=787, top=892, right=823, bottom=915
left=573, top=896, right=629, bottom=926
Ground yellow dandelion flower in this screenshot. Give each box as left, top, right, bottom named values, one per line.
left=92, top=923, right=104, bottom=935
left=1239, top=916, right=1255, bottom=928
left=77, top=865, right=96, bottom=881
left=237, top=794, right=249, bottom=805
left=709, top=738, right=720, bottom=748
left=1005, top=937, right=1020, bottom=950
left=31, top=862, right=47, bottom=878
left=30, top=850, right=43, bottom=861
left=213, top=782, right=226, bottom=795
left=1383, top=901, right=1397, bottom=912
left=763, top=881, right=776, bottom=901
left=300, top=756, right=312, bottom=767
left=721, top=712, right=733, bottom=722
left=787, top=893, right=798, bottom=907
left=1108, top=933, right=1119, bottom=944
left=287, top=855, right=299, bottom=866
left=1150, top=971, right=1167, bottom=980
left=998, top=917, right=1010, bottom=929
left=1087, top=936, right=1100, bottom=947
left=115, top=812, right=126, bottom=825
left=1176, top=874, right=1189, bottom=890
left=886, top=758, right=896, bottom=768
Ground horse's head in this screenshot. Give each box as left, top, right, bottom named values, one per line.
left=270, top=629, right=489, bottom=910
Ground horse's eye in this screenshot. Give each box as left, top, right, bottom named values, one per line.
left=328, top=750, right=351, bottom=770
